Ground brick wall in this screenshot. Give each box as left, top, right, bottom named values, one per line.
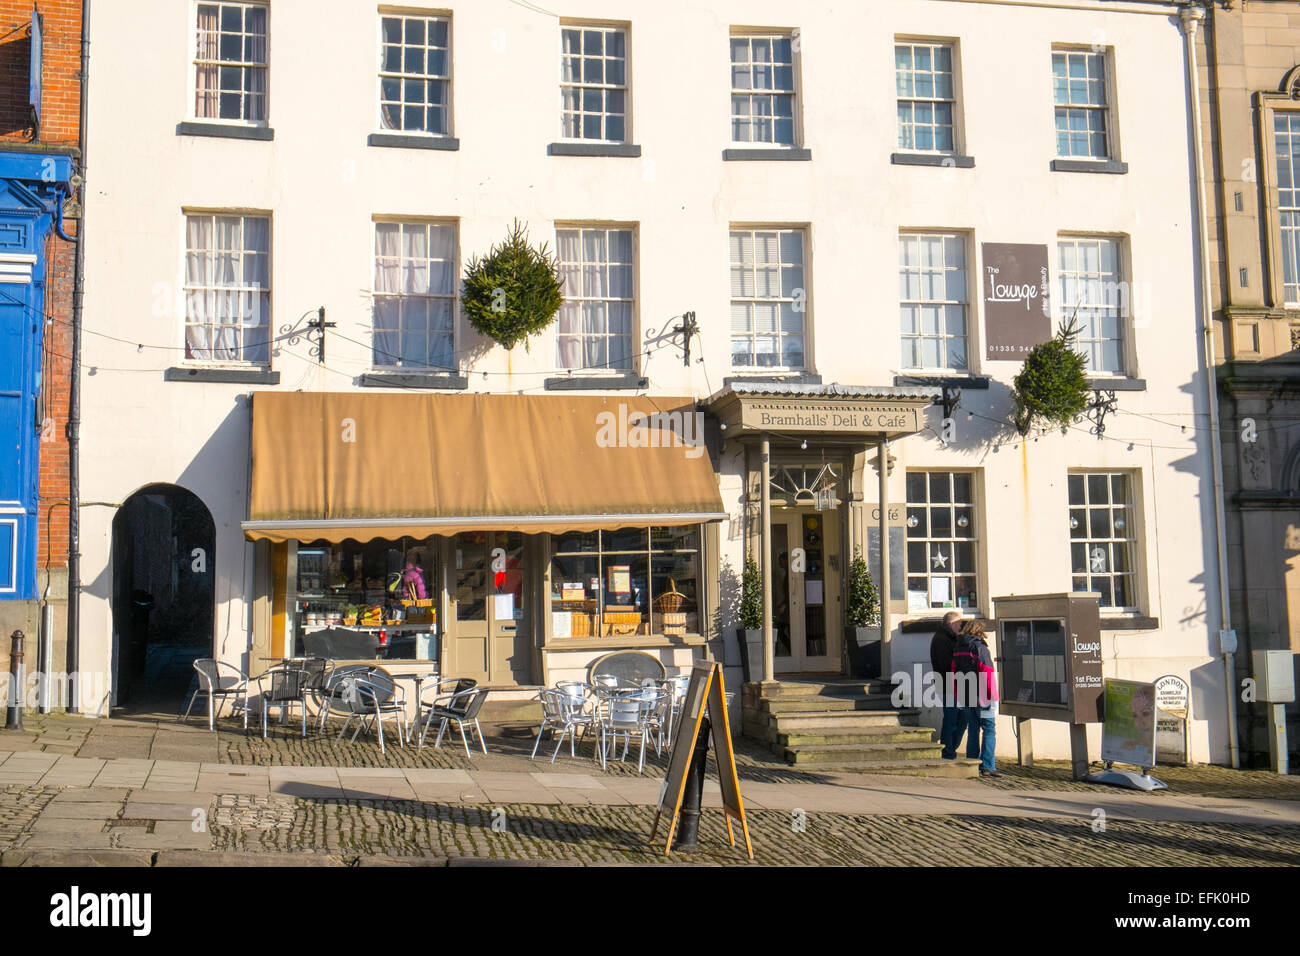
left=0, top=0, right=80, bottom=147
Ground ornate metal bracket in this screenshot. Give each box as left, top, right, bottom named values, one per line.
left=935, top=386, right=962, bottom=423
left=672, top=311, right=698, bottom=367
left=1082, top=388, right=1118, bottom=439
left=276, top=307, right=333, bottom=362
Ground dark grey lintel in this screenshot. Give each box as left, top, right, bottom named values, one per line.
left=175, top=121, right=274, bottom=141
left=722, top=147, right=812, bottom=162
left=544, top=373, right=648, bottom=390
left=547, top=142, right=641, bottom=157
left=1099, top=616, right=1159, bottom=631
left=893, top=374, right=990, bottom=390
left=359, top=371, right=469, bottom=390
left=1050, top=158, right=1128, bottom=175
left=890, top=152, right=974, bottom=168
left=367, top=133, right=460, bottom=151
left=723, top=373, right=823, bottom=387
left=165, top=366, right=279, bottom=384
left=1086, top=378, right=1146, bottom=391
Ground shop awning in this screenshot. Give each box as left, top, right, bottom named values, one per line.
left=242, top=392, right=726, bottom=543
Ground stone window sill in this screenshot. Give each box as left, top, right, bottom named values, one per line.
left=547, top=142, right=641, bottom=157
left=722, top=147, right=812, bottom=162
left=164, top=366, right=279, bottom=384
left=893, top=374, right=991, bottom=390
left=891, top=153, right=974, bottom=168
left=176, top=121, right=274, bottom=141
left=1050, top=158, right=1128, bottom=175
left=544, top=372, right=648, bottom=391
left=359, top=371, right=468, bottom=390
left=1087, top=377, right=1146, bottom=391
left=367, top=133, right=459, bottom=151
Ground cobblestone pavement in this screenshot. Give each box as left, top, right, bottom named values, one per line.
left=200, top=800, right=1300, bottom=866
left=0, top=785, right=59, bottom=851
left=982, top=760, right=1300, bottom=800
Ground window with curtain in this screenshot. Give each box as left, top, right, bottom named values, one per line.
left=730, top=228, right=806, bottom=369
left=373, top=221, right=457, bottom=370
left=906, top=471, right=979, bottom=613
left=555, top=227, right=635, bottom=371
left=1052, top=48, right=1110, bottom=159
left=1069, top=472, right=1138, bottom=610
left=1058, top=236, right=1125, bottom=374
left=560, top=25, right=628, bottom=141
left=379, top=14, right=451, bottom=135
left=899, top=233, right=967, bottom=371
left=730, top=33, right=796, bottom=145
left=1275, top=112, right=1300, bottom=305
left=194, top=2, right=267, bottom=122
left=895, top=42, right=955, bottom=152
left=184, top=214, right=271, bottom=364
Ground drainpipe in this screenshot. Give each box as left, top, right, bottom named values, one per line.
left=64, top=0, right=90, bottom=713
left=760, top=437, right=774, bottom=683
left=1180, top=4, right=1239, bottom=769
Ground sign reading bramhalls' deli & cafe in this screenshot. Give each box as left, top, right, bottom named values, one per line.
left=740, top=401, right=920, bottom=433
left=982, top=242, right=1051, bottom=361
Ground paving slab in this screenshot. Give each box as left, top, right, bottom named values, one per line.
left=531, top=773, right=608, bottom=789
left=30, top=817, right=111, bottom=833
left=127, top=789, right=217, bottom=805
left=409, top=786, right=489, bottom=803
left=40, top=801, right=125, bottom=819
left=195, top=774, right=268, bottom=794
left=122, top=802, right=207, bottom=821
left=155, top=850, right=345, bottom=867
left=337, top=778, right=418, bottom=800
left=1, top=849, right=155, bottom=867
left=15, top=832, right=116, bottom=850
left=402, top=769, right=473, bottom=784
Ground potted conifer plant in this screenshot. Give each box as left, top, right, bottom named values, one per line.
left=738, top=552, right=765, bottom=683
left=843, top=547, right=882, bottom=678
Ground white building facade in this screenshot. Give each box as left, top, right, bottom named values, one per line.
left=77, top=0, right=1230, bottom=764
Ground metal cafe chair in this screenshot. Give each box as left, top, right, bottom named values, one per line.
left=424, top=686, right=491, bottom=758
left=259, top=663, right=308, bottom=739
left=336, top=668, right=408, bottom=754
left=532, top=687, right=597, bottom=762
left=183, top=659, right=251, bottom=731
left=597, top=688, right=666, bottom=773
left=416, top=678, right=477, bottom=746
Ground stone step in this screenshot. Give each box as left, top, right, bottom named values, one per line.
left=766, top=709, right=920, bottom=731
left=804, top=758, right=982, bottom=778
left=760, top=694, right=897, bottom=714
left=781, top=740, right=945, bottom=764
left=777, top=726, right=936, bottom=748
left=758, top=679, right=895, bottom=698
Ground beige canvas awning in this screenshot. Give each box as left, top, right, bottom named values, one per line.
left=242, top=392, right=725, bottom=543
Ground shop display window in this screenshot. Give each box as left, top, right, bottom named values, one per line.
left=294, top=538, right=438, bottom=660
left=549, top=526, right=700, bottom=638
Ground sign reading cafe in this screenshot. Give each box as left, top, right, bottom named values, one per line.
left=982, top=242, right=1051, bottom=361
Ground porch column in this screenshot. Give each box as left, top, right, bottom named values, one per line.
left=760, top=436, right=774, bottom=682
left=877, top=436, right=891, bottom=677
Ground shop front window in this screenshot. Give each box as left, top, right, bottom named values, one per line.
left=549, top=526, right=700, bottom=638
left=294, top=538, right=439, bottom=660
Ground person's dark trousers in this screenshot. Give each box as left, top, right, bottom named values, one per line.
left=940, top=703, right=963, bottom=759
left=976, top=711, right=996, bottom=771
left=962, top=706, right=983, bottom=761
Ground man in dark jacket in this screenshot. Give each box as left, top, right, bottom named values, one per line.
left=929, top=611, right=963, bottom=759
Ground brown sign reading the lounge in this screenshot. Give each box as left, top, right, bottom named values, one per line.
left=982, top=242, right=1051, bottom=362
left=739, top=401, right=920, bottom=434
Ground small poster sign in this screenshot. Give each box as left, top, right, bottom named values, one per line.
left=1100, top=678, right=1158, bottom=769
left=982, top=242, right=1051, bottom=361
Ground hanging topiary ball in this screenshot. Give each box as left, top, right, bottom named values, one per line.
left=462, top=219, right=564, bottom=353
left=1011, top=318, right=1090, bottom=435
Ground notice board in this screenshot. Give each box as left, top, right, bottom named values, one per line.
left=650, top=660, right=752, bottom=858
left=982, top=242, right=1051, bottom=362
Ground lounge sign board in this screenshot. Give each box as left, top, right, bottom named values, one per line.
left=982, top=242, right=1051, bottom=362
left=739, top=401, right=920, bottom=435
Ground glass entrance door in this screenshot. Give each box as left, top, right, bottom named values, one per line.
left=448, top=532, right=531, bottom=686
left=772, top=511, right=839, bottom=674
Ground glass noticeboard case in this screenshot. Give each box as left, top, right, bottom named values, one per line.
left=992, top=592, right=1104, bottom=724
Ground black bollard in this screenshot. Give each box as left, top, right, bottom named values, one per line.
left=5, top=630, right=24, bottom=730
left=673, top=715, right=710, bottom=851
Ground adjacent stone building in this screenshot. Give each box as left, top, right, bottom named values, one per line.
left=1196, top=0, right=1300, bottom=766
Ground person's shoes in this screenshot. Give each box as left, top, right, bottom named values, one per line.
left=979, top=768, right=1003, bottom=778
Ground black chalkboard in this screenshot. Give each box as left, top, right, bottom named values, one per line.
left=650, top=660, right=751, bottom=858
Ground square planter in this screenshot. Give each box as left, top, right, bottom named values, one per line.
left=845, top=626, right=882, bottom=679
left=739, top=628, right=765, bottom=683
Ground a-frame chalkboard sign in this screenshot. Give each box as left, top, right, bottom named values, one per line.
left=649, top=660, right=753, bottom=859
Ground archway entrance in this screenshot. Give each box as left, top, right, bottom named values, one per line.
left=111, top=485, right=215, bottom=708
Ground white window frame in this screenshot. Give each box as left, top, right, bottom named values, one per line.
left=895, top=39, right=958, bottom=154
left=181, top=210, right=272, bottom=367
left=191, top=1, right=269, bottom=126
left=554, top=224, right=638, bottom=374
left=558, top=21, right=630, bottom=144
left=1068, top=471, right=1140, bottom=613
left=376, top=10, right=453, bottom=138
left=898, top=231, right=970, bottom=373
left=1275, top=111, right=1300, bottom=306
left=729, top=226, right=809, bottom=372
left=371, top=218, right=458, bottom=371
left=1057, top=235, right=1127, bottom=375
left=1051, top=46, right=1115, bottom=161
left=729, top=29, right=800, bottom=147
left=905, top=470, right=981, bottom=615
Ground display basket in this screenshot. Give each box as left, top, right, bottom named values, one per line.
left=653, top=579, right=685, bottom=614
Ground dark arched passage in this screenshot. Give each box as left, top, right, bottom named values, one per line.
left=110, top=484, right=215, bottom=707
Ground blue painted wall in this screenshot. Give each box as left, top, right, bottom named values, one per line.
left=0, top=151, right=72, bottom=600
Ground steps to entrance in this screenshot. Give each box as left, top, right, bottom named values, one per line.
left=742, top=678, right=981, bottom=778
